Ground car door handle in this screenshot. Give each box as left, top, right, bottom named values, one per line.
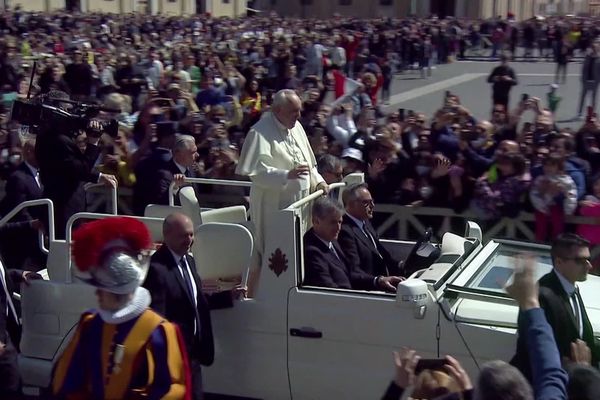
left=290, top=327, right=322, bottom=339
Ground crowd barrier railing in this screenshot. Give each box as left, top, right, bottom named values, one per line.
left=373, top=204, right=600, bottom=259
left=72, top=184, right=600, bottom=259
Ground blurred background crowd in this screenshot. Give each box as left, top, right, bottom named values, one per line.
left=2, top=10, right=600, bottom=253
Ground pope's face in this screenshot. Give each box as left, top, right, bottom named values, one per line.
left=274, top=96, right=302, bottom=129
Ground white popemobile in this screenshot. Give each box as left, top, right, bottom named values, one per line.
left=8, top=174, right=600, bottom=399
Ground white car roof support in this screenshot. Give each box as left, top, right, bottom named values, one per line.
left=168, top=178, right=252, bottom=207
left=0, top=198, right=55, bottom=244
left=62, top=212, right=165, bottom=283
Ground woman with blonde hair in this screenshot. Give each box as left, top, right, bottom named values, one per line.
left=411, top=369, right=464, bottom=399
left=382, top=349, right=472, bottom=400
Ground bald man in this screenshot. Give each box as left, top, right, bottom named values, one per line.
left=236, top=89, right=328, bottom=271
left=143, top=213, right=214, bottom=400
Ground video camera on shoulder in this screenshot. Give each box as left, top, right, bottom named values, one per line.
left=10, top=94, right=120, bottom=138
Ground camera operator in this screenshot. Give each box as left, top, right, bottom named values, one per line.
left=34, top=92, right=117, bottom=239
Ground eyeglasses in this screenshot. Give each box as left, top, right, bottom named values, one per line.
left=359, top=199, right=374, bottom=207
left=560, top=256, right=591, bottom=265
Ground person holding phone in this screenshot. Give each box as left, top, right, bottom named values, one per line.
left=381, top=349, right=471, bottom=400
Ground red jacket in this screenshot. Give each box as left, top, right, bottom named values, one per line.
left=333, top=69, right=346, bottom=99
left=343, top=34, right=361, bottom=62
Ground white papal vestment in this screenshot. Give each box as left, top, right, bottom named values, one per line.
left=236, top=112, right=324, bottom=255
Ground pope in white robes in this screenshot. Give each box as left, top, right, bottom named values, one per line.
left=236, top=89, right=328, bottom=261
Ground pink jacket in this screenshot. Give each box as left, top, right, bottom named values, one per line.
left=577, top=202, right=600, bottom=244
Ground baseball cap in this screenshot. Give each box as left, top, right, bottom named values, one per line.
left=341, top=148, right=364, bottom=163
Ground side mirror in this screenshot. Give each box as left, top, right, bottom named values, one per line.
left=396, top=279, right=432, bottom=320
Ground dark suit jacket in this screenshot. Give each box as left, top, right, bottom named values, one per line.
left=512, top=270, right=599, bottom=380
left=35, top=132, right=101, bottom=237
left=0, top=163, right=46, bottom=270
left=580, top=53, right=600, bottom=84
left=143, top=245, right=214, bottom=366
left=337, top=215, right=402, bottom=279
left=0, top=162, right=43, bottom=221
left=0, top=264, right=23, bottom=345
left=133, top=149, right=200, bottom=215
left=303, top=228, right=375, bottom=290
left=0, top=263, right=22, bottom=394
left=132, top=147, right=172, bottom=215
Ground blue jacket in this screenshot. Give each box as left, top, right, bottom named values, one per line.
left=521, top=308, right=568, bottom=400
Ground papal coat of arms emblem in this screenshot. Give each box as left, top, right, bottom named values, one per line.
left=268, top=248, right=288, bottom=277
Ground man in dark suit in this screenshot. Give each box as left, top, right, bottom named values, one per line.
left=133, top=131, right=199, bottom=215
left=143, top=213, right=214, bottom=400
left=303, top=197, right=401, bottom=292
left=578, top=42, right=600, bottom=118
left=132, top=122, right=176, bottom=215
left=0, top=138, right=45, bottom=270
left=512, top=233, right=600, bottom=380
left=35, top=91, right=117, bottom=238
left=338, top=183, right=405, bottom=281
left=0, top=257, right=41, bottom=398
left=161, top=134, right=201, bottom=205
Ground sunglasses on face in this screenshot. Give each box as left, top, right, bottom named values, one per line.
left=560, top=256, right=591, bottom=265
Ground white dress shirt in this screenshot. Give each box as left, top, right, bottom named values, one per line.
left=24, top=161, right=41, bottom=188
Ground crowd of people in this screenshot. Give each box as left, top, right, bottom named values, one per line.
left=2, top=11, right=600, bottom=248
left=1, top=8, right=600, bottom=400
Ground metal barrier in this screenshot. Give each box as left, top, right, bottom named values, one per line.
left=64, top=212, right=165, bottom=283
left=84, top=183, right=119, bottom=215
left=0, top=199, right=55, bottom=255
left=373, top=204, right=600, bottom=257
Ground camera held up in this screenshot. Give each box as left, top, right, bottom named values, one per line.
left=10, top=94, right=120, bottom=138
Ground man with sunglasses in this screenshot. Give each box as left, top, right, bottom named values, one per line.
left=512, top=233, right=600, bottom=380
left=338, top=183, right=406, bottom=291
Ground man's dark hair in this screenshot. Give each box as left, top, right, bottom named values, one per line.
left=341, top=182, right=369, bottom=207
left=542, top=152, right=565, bottom=173
left=312, top=196, right=344, bottom=220
left=551, top=233, right=590, bottom=264
left=475, top=360, right=533, bottom=400
left=567, top=365, right=600, bottom=400
left=552, top=133, right=576, bottom=154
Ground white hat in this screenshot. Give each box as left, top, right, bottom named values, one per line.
left=550, top=83, right=559, bottom=90
left=341, top=148, right=364, bottom=163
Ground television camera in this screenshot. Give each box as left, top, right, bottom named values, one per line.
left=10, top=95, right=120, bottom=138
